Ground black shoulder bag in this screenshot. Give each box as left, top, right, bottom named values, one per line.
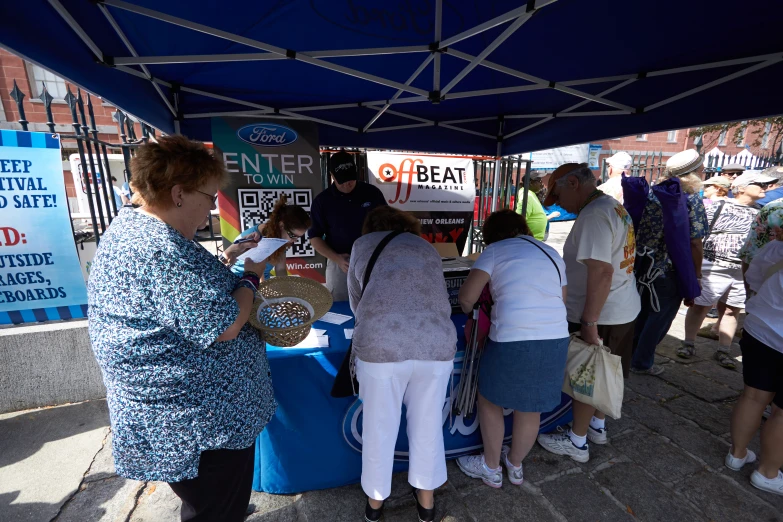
left=330, top=231, right=403, bottom=398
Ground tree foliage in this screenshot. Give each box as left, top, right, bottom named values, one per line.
left=689, top=117, right=783, bottom=155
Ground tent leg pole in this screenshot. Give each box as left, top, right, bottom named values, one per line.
left=490, top=141, right=502, bottom=213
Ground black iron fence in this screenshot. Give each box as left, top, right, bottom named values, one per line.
left=469, top=156, right=532, bottom=254
left=5, top=80, right=222, bottom=251
left=703, top=151, right=777, bottom=177
left=599, top=150, right=668, bottom=184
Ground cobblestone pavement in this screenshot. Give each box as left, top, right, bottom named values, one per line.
left=2, top=223, right=781, bottom=521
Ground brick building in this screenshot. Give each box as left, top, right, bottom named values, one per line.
left=0, top=49, right=144, bottom=203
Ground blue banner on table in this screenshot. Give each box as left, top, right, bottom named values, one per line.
left=0, top=130, right=88, bottom=325
left=254, top=302, right=573, bottom=494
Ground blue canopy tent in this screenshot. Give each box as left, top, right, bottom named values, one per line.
left=1, top=0, right=781, bottom=158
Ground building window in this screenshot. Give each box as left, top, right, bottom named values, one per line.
left=718, top=128, right=728, bottom=146
left=27, top=63, right=69, bottom=100
left=735, top=121, right=747, bottom=146
left=761, top=122, right=772, bottom=149
left=666, top=130, right=677, bottom=142
left=636, top=134, right=647, bottom=141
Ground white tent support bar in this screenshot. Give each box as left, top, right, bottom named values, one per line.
left=557, top=110, right=629, bottom=117
left=103, top=0, right=287, bottom=55
left=647, top=52, right=783, bottom=77
left=173, top=119, right=181, bottom=134
left=285, top=103, right=363, bottom=112
left=445, top=48, right=631, bottom=109
left=183, top=110, right=271, bottom=119
left=365, top=105, right=433, bottom=124
left=439, top=124, right=496, bottom=140
left=440, top=0, right=557, bottom=48
left=98, top=4, right=177, bottom=117
left=558, top=74, right=636, bottom=86
left=505, top=77, right=638, bottom=140
left=561, top=78, right=636, bottom=114
left=115, top=65, right=172, bottom=87
left=277, top=110, right=357, bottom=132
left=114, top=46, right=433, bottom=65
left=103, top=0, right=428, bottom=97
left=490, top=133, right=502, bottom=212
left=441, top=13, right=532, bottom=95
left=441, top=116, right=498, bottom=124
left=295, top=54, right=429, bottom=97
left=644, top=57, right=782, bottom=112
left=366, top=123, right=434, bottom=133
left=48, top=0, right=104, bottom=63
left=114, top=54, right=279, bottom=65
left=433, top=0, right=442, bottom=92
left=553, top=85, right=634, bottom=111
left=306, top=45, right=430, bottom=58
left=445, top=83, right=545, bottom=100
left=505, top=114, right=554, bottom=119
left=504, top=117, right=553, bottom=140
left=179, top=86, right=274, bottom=111
left=363, top=55, right=434, bottom=132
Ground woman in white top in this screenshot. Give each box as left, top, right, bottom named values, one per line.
left=455, top=210, right=569, bottom=489
left=725, top=210, right=783, bottom=497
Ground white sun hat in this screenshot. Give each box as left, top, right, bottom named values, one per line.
left=666, top=149, right=703, bottom=176
left=606, top=151, right=633, bottom=170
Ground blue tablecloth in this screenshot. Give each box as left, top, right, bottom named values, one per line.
left=253, top=302, right=573, bottom=494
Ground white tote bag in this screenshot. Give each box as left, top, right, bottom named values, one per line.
left=561, top=334, right=624, bottom=419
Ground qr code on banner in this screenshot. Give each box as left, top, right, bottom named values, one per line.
left=238, top=188, right=314, bottom=258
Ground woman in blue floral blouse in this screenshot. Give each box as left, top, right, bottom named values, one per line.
left=87, top=136, right=276, bottom=522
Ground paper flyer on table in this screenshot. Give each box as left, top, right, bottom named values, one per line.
left=344, top=328, right=354, bottom=339
left=319, top=312, right=352, bottom=325
left=289, top=330, right=330, bottom=348
left=237, top=237, right=289, bottom=263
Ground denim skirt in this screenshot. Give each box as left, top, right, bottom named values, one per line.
left=478, top=337, right=569, bottom=412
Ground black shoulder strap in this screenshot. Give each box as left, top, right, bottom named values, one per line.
left=518, top=236, right=561, bottom=285
left=362, top=231, right=403, bottom=296
left=703, top=200, right=726, bottom=245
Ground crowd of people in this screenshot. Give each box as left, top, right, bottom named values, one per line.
left=85, top=136, right=782, bottom=522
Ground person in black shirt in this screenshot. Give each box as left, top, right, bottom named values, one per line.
left=309, top=150, right=387, bottom=300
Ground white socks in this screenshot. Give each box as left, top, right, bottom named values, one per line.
left=590, top=416, right=606, bottom=430
left=568, top=429, right=587, bottom=448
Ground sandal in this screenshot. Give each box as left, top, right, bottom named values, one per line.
left=677, top=342, right=696, bottom=359
left=714, top=351, right=736, bottom=370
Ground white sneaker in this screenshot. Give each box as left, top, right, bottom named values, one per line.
left=587, top=425, right=608, bottom=445
left=750, top=470, right=783, bottom=496
left=537, top=428, right=590, bottom=463
left=725, top=448, right=757, bottom=471
left=500, top=445, right=524, bottom=486
left=456, top=454, right=502, bottom=488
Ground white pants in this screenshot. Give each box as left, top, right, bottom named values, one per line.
left=325, top=258, right=349, bottom=302
left=356, top=358, right=453, bottom=501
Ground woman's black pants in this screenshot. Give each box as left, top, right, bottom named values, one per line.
left=168, top=445, right=255, bottom=522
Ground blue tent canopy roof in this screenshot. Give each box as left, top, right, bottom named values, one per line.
left=2, top=0, right=782, bottom=156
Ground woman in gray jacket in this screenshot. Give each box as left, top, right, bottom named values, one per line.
left=349, top=206, right=457, bottom=522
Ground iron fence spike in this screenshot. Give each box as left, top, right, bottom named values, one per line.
left=9, top=80, right=25, bottom=103
left=39, top=82, right=53, bottom=107
left=64, top=86, right=77, bottom=109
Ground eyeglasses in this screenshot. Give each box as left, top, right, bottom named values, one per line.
left=194, top=190, right=218, bottom=205
left=751, top=182, right=773, bottom=189
left=285, top=228, right=303, bottom=240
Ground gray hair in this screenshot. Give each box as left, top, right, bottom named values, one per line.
left=555, top=164, right=596, bottom=187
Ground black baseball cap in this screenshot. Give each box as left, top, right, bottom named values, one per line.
left=330, top=150, right=357, bottom=184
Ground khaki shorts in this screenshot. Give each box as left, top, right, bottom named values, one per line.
left=568, top=320, right=636, bottom=379
left=695, top=260, right=746, bottom=309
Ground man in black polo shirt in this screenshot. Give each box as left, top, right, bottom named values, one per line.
left=309, top=150, right=387, bottom=300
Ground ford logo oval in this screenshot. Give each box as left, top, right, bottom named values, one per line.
left=236, top=123, right=298, bottom=147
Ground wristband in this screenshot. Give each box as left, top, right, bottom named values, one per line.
left=580, top=319, right=598, bottom=327
left=235, top=279, right=257, bottom=298
left=218, top=253, right=234, bottom=268
left=241, top=271, right=260, bottom=290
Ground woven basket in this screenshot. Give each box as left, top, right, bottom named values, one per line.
left=249, top=276, right=333, bottom=347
